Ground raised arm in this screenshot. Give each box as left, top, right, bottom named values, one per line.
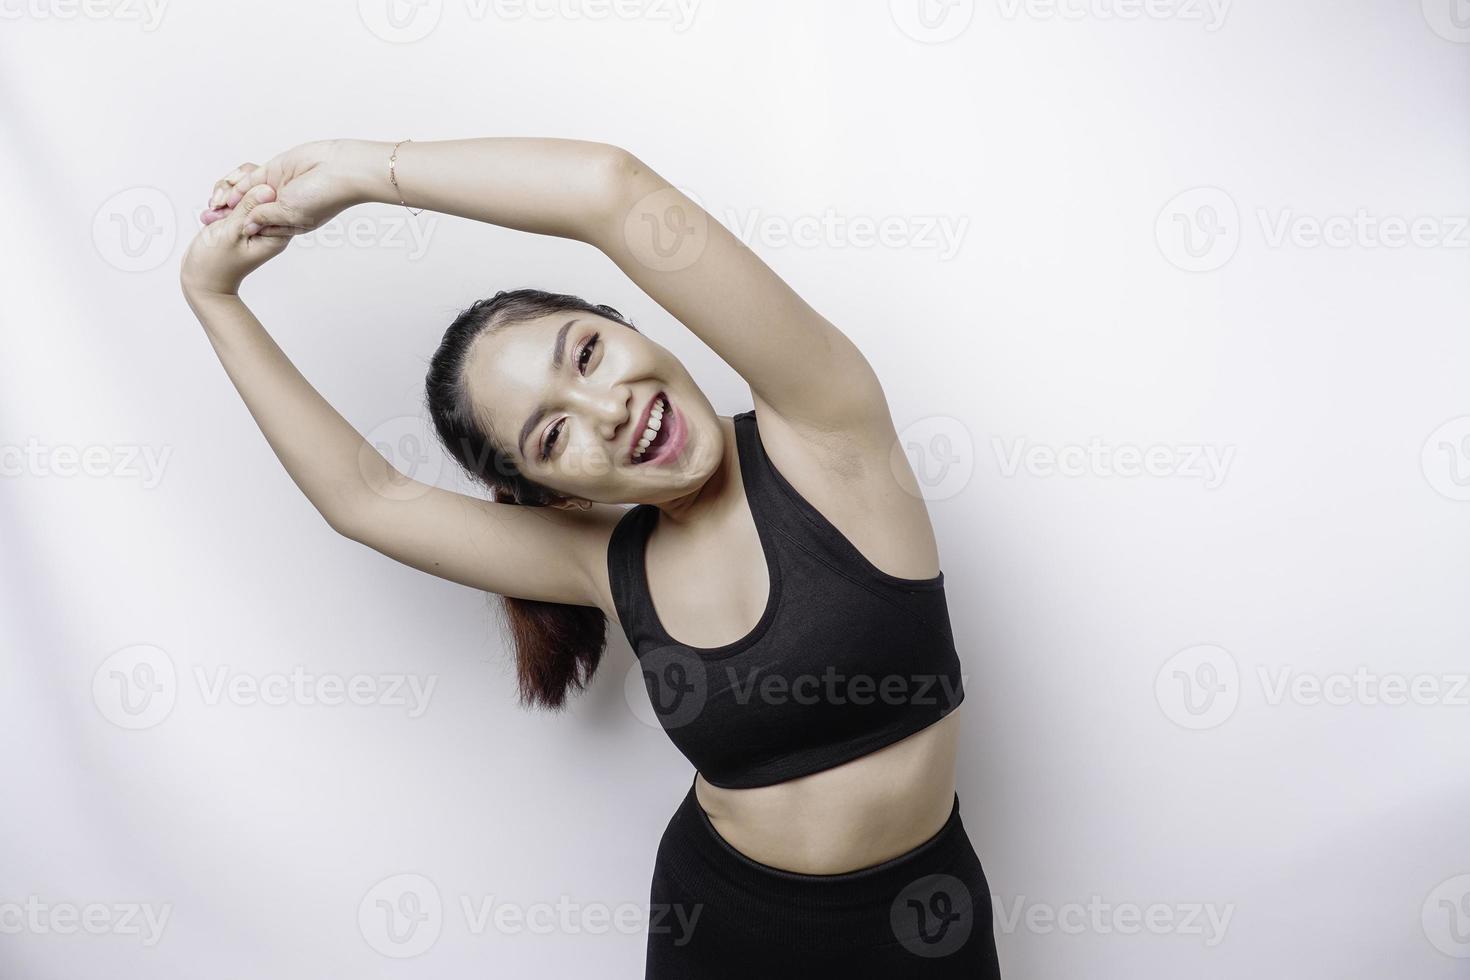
left=180, top=178, right=610, bottom=609
left=219, top=137, right=628, bottom=247
left=224, top=139, right=889, bottom=434
left=582, top=149, right=890, bottom=433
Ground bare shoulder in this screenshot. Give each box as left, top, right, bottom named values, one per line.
left=569, top=501, right=636, bottom=626
left=748, top=390, right=942, bottom=580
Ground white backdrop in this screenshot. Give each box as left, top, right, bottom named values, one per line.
left=3, top=1, right=1468, bottom=977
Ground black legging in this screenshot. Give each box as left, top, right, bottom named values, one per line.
left=645, top=776, right=1003, bottom=978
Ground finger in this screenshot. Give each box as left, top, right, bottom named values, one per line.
left=226, top=165, right=269, bottom=208
left=253, top=225, right=300, bottom=238
left=199, top=205, right=231, bottom=225
left=228, top=183, right=276, bottom=236
left=209, top=161, right=258, bottom=209
left=225, top=161, right=256, bottom=183
left=245, top=200, right=315, bottom=235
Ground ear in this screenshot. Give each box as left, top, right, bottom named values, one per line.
left=546, top=496, right=593, bottom=512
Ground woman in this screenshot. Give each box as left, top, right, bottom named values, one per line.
left=181, top=137, right=1002, bottom=978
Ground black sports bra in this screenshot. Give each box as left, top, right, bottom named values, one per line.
left=606, top=409, right=966, bottom=789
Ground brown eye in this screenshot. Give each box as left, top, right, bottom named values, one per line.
left=577, top=333, right=600, bottom=374
left=541, top=420, right=564, bottom=462
left=541, top=334, right=600, bottom=461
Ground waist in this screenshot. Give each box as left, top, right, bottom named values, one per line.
left=692, top=709, right=962, bottom=874
left=659, top=778, right=986, bottom=957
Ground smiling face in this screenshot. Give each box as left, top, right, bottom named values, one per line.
left=464, top=310, right=724, bottom=505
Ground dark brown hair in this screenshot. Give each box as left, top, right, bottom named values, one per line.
left=425, top=287, right=639, bottom=710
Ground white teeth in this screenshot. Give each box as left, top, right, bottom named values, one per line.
left=632, top=396, right=668, bottom=460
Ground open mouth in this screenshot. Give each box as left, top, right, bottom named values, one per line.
left=631, top=392, right=672, bottom=464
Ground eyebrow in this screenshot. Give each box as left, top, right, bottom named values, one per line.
left=517, top=318, right=578, bottom=460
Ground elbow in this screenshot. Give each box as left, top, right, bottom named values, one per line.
left=584, top=144, right=647, bottom=239
left=594, top=142, right=642, bottom=189
left=319, top=494, right=373, bottom=542
left=322, top=507, right=361, bottom=542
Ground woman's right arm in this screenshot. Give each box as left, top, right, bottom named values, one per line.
left=180, top=275, right=613, bottom=610
left=224, top=137, right=627, bottom=243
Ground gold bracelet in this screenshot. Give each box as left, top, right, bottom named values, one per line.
left=388, top=139, right=424, bottom=216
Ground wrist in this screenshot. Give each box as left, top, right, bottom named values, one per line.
left=180, top=274, right=241, bottom=305
left=336, top=138, right=398, bottom=207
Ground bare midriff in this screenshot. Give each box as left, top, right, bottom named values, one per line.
left=692, top=709, right=962, bottom=875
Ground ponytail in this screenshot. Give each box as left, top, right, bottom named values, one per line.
left=425, top=287, right=639, bottom=709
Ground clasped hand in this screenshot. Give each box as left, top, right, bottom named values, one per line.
left=181, top=139, right=360, bottom=295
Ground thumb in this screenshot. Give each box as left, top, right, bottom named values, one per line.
left=246, top=198, right=313, bottom=235
left=229, top=183, right=276, bottom=236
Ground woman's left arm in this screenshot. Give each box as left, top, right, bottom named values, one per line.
left=340, top=140, right=889, bottom=434
left=582, top=149, right=889, bottom=434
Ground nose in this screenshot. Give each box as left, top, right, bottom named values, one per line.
left=568, top=383, right=632, bottom=444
